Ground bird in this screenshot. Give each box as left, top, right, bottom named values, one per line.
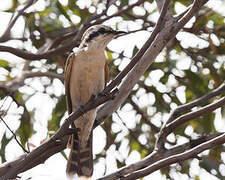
left=64, top=25, right=125, bottom=179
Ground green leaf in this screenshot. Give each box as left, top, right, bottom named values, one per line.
left=193, top=113, right=215, bottom=134
left=61, top=150, right=68, bottom=160
left=56, top=1, right=72, bottom=22
left=17, top=107, right=33, bottom=146
left=193, top=14, right=208, bottom=29
left=130, top=141, right=140, bottom=152
left=160, top=74, right=169, bottom=84
left=216, top=43, right=225, bottom=55
left=116, top=159, right=125, bottom=168
left=48, top=95, right=66, bottom=131
left=176, top=0, right=192, bottom=6
left=0, top=59, right=9, bottom=67
left=0, top=132, right=13, bottom=163
left=132, top=46, right=139, bottom=57
left=221, top=106, right=225, bottom=119
left=141, top=149, right=148, bottom=159
left=73, top=9, right=81, bottom=17
left=106, top=49, right=113, bottom=61
left=209, top=13, right=224, bottom=25
left=0, top=59, right=11, bottom=71
left=68, top=0, right=77, bottom=10
left=184, top=70, right=208, bottom=96
left=7, top=0, right=18, bottom=12
left=120, top=0, right=129, bottom=8
left=16, top=92, right=23, bottom=104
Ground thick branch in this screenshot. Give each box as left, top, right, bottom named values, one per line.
left=163, top=96, right=225, bottom=138
left=0, top=89, right=117, bottom=179
left=98, top=133, right=223, bottom=180
left=0, top=0, right=145, bottom=61
left=0, top=0, right=212, bottom=179
left=121, top=133, right=225, bottom=180
left=0, top=71, right=63, bottom=95
left=96, top=0, right=209, bottom=129
left=156, top=82, right=225, bottom=149
left=96, top=0, right=171, bottom=125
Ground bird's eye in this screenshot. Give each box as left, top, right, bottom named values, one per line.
left=98, top=28, right=112, bottom=35
left=87, top=31, right=99, bottom=42
left=98, top=28, right=106, bottom=34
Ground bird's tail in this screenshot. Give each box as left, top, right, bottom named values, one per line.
left=66, top=132, right=93, bottom=179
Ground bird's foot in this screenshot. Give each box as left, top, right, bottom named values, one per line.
left=90, top=94, right=96, bottom=101
left=98, top=91, right=109, bottom=97
left=79, top=104, right=85, bottom=114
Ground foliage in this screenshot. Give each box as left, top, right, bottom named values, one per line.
left=0, top=0, right=225, bottom=179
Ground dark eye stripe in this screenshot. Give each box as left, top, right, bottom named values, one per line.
left=98, top=27, right=113, bottom=34
left=86, top=27, right=113, bottom=42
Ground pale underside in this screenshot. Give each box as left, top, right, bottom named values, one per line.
left=65, top=48, right=109, bottom=147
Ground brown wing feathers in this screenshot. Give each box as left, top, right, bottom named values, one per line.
left=64, top=53, right=74, bottom=115
left=65, top=53, right=110, bottom=177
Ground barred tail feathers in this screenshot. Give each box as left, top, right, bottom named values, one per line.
left=66, top=133, right=93, bottom=179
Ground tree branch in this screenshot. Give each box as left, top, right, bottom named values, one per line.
left=0, top=0, right=145, bottom=61
left=96, top=0, right=171, bottom=126
left=0, top=71, right=63, bottom=95
left=156, top=81, right=225, bottom=149
left=0, top=88, right=117, bottom=179
left=0, top=116, right=28, bottom=153
left=167, top=81, right=225, bottom=124
left=0, top=0, right=213, bottom=179
left=0, top=0, right=36, bottom=42
left=160, top=96, right=225, bottom=142
left=121, top=133, right=225, bottom=180
left=98, top=132, right=224, bottom=180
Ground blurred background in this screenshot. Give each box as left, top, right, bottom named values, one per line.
left=0, top=0, right=225, bottom=179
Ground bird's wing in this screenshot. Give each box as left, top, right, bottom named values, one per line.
left=64, top=53, right=75, bottom=115
left=104, top=61, right=110, bottom=87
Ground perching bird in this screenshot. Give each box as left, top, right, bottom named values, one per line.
left=64, top=25, right=125, bottom=179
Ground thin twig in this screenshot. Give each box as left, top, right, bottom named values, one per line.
left=128, top=97, right=160, bottom=132
left=0, top=0, right=143, bottom=60
left=121, top=133, right=225, bottom=180
left=98, top=132, right=223, bottom=180
left=157, top=96, right=225, bottom=150
left=157, top=81, right=225, bottom=149
left=0, top=116, right=29, bottom=153
left=0, top=0, right=36, bottom=42
left=168, top=81, right=225, bottom=124
left=115, top=111, right=149, bottom=150
left=0, top=96, right=9, bottom=113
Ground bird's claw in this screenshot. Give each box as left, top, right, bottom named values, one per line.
left=79, top=104, right=85, bottom=113
left=90, top=94, right=96, bottom=100
left=98, top=91, right=109, bottom=97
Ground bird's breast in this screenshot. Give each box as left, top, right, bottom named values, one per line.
left=70, top=51, right=106, bottom=108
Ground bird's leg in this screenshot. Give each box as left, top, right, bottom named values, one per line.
left=78, top=104, right=87, bottom=118
left=73, top=127, right=80, bottom=140
left=79, top=104, right=85, bottom=113
left=67, top=123, right=80, bottom=148
left=98, top=88, right=118, bottom=99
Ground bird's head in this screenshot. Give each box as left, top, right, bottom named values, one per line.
left=79, top=25, right=126, bottom=49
